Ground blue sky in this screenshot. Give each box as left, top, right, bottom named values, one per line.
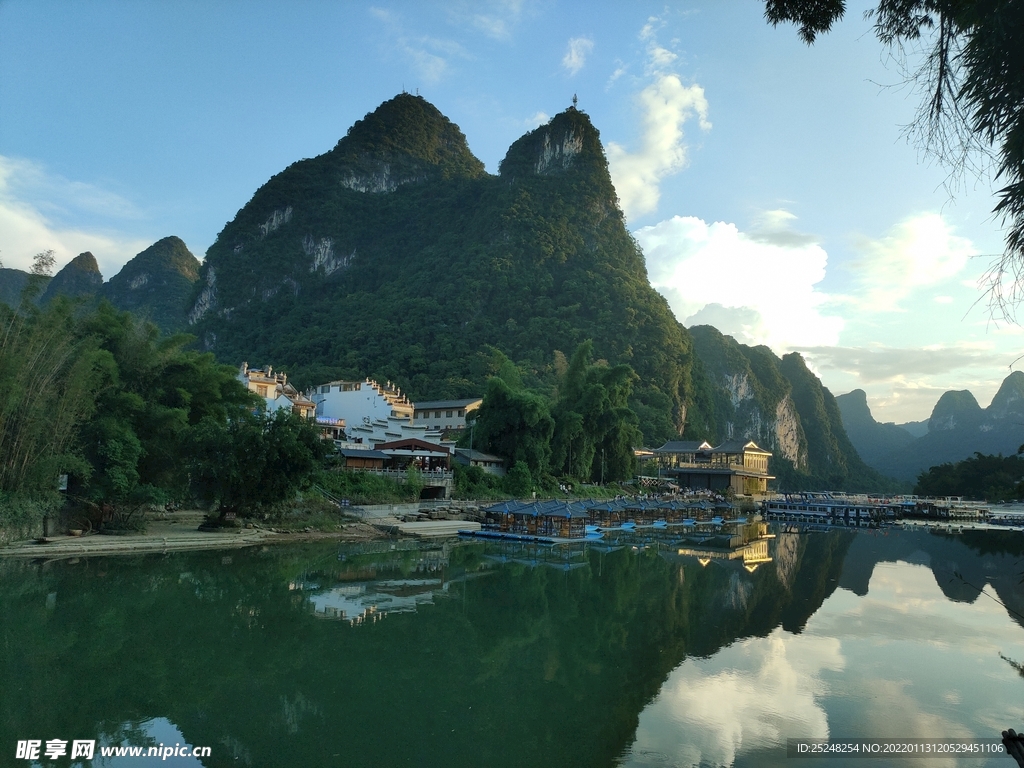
left=0, top=1, right=1016, bottom=423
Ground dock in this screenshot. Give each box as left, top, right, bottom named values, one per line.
left=389, top=520, right=481, bottom=538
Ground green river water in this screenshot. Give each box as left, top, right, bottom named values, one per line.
left=3, top=527, right=1024, bottom=767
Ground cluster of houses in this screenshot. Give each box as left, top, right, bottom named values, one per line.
left=237, top=363, right=776, bottom=500
left=238, top=364, right=504, bottom=498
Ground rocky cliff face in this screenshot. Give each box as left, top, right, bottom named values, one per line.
left=929, top=390, right=983, bottom=432
left=689, top=324, right=895, bottom=491
left=689, top=325, right=808, bottom=470
left=984, top=371, right=1024, bottom=421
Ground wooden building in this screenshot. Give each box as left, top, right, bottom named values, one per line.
left=654, top=439, right=773, bottom=495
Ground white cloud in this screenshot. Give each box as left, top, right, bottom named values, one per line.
left=0, top=155, right=150, bottom=278
left=444, top=0, right=526, bottom=40
left=524, top=111, right=550, bottom=129
left=625, top=629, right=843, bottom=766
left=635, top=213, right=843, bottom=349
left=847, top=213, right=979, bottom=311
left=799, top=343, right=1002, bottom=383
left=370, top=8, right=468, bottom=84
left=605, top=62, right=627, bottom=90
left=606, top=23, right=709, bottom=221
left=562, top=37, right=593, bottom=76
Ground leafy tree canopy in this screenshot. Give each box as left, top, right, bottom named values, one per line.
left=765, top=0, right=1024, bottom=310
left=915, top=450, right=1024, bottom=501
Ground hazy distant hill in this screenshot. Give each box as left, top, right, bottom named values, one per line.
left=837, top=373, right=1024, bottom=481
left=898, top=419, right=929, bottom=438
left=0, top=240, right=201, bottom=335
left=39, top=252, right=103, bottom=304
left=0, top=267, right=46, bottom=307
left=835, top=389, right=917, bottom=468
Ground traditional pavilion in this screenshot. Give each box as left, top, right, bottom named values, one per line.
left=653, top=439, right=773, bottom=495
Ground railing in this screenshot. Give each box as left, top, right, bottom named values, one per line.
left=658, top=462, right=765, bottom=472
left=353, top=468, right=453, bottom=483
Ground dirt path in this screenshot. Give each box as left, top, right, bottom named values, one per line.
left=0, top=510, right=389, bottom=559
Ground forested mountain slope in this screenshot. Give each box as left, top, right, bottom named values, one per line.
left=187, top=94, right=700, bottom=446
left=688, top=326, right=900, bottom=491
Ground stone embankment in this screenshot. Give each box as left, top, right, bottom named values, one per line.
left=0, top=503, right=488, bottom=558
left=353, top=501, right=485, bottom=538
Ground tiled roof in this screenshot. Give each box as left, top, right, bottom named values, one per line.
left=415, top=398, right=482, bottom=410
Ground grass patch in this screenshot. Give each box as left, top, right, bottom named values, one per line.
left=313, top=469, right=420, bottom=505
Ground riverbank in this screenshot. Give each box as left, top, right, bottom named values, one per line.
left=0, top=509, right=389, bottom=559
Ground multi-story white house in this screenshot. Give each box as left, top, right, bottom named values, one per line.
left=413, top=398, right=482, bottom=432
left=311, top=378, right=443, bottom=446
left=239, top=363, right=318, bottom=420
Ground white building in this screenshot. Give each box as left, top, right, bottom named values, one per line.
left=239, top=363, right=317, bottom=419
left=311, top=378, right=443, bottom=447
left=413, top=398, right=482, bottom=432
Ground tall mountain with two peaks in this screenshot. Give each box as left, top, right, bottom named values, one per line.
left=837, top=372, right=1024, bottom=481
left=188, top=93, right=696, bottom=445
left=186, top=93, right=888, bottom=490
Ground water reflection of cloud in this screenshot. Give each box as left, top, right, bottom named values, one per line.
left=850, top=679, right=971, bottom=768
left=818, top=564, right=1022, bottom=655
left=307, top=579, right=445, bottom=624
left=623, top=555, right=1024, bottom=768
left=623, top=630, right=843, bottom=767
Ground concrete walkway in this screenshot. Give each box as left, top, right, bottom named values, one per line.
left=0, top=527, right=272, bottom=558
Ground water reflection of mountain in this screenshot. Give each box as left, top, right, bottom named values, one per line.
left=838, top=528, right=1024, bottom=628
left=1, top=528, right=1020, bottom=767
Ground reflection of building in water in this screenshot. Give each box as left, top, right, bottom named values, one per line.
left=483, top=541, right=591, bottom=571
left=289, top=542, right=463, bottom=625
left=665, top=521, right=775, bottom=573
left=308, top=579, right=448, bottom=625
left=676, top=537, right=773, bottom=573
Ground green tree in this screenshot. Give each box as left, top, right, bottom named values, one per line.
left=187, top=408, right=329, bottom=518
left=550, top=341, right=641, bottom=483
left=765, top=0, right=1024, bottom=307
left=502, top=461, right=533, bottom=498
left=915, top=451, right=1024, bottom=501
left=0, top=294, right=100, bottom=501
left=473, top=377, right=554, bottom=479
left=77, top=302, right=252, bottom=510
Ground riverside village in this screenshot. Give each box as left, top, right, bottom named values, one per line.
left=5, top=358, right=1013, bottom=555
left=5, top=8, right=1024, bottom=759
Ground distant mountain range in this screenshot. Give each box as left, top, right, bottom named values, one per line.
left=836, top=373, right=1024, bottom=481
left=0, top=237, right=200, bottom=334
